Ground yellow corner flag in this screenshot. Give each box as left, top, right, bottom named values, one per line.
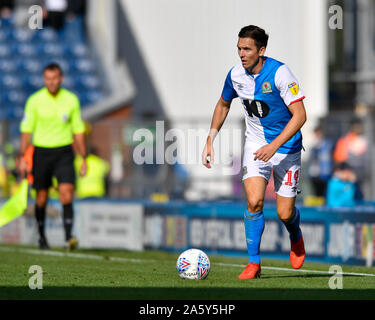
left=0, top=179, right=28, bottom=227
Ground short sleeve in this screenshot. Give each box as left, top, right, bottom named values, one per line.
left=20, top=96, right=36, bottom=133
left=221, top=68, right=238, bottom=102
left=71, top=95, right=85, bottom=134
left=275, top=64, right=305, bottom=107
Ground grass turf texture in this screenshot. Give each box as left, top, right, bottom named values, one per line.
left=0, top=244, right=375, bottom=300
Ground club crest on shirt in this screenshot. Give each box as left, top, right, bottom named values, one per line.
left=288, top=82, right=299, bottom=95
left=262, top=81, right=272, bottom=93
left=62, top=114, right=68, bottom=122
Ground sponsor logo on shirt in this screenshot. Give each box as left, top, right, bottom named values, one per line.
left=288, top=82, right=299, bottom=95
left=237, top=83, right=244, bottom=91
left=243, top=99, right=270, bottom=118
left=262, top=81, right=272, bottom=93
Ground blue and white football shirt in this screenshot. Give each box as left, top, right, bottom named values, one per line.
left=221, top=57, right=305, bottom=154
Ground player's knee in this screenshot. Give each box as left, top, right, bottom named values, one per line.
left=58, top=186, right=74, bottom=204
left=36, top=191, right=48, bottom=207
left=277, top=208, right=294, bottom=222
left=247, top=198, right=264, bottom=213
left=36, top=198, right=47, bottom=207
left=60, top=193, right=73, bottom=205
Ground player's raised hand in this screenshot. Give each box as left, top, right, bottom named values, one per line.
left=202, top=141, right=214, bottom=168
left=253, top=143, right=278, bottom=162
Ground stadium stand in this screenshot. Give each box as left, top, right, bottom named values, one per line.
left=0, top=14, right=107, bottom=121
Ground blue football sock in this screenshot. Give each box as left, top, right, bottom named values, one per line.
left=283, top=207, right=302, bottom=243
left=244, top=210, right=265, bottom=264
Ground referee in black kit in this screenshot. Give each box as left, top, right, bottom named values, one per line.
left=18, top=63, right=87, bottom=250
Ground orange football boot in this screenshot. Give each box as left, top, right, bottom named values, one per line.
left=290, top=234, right=305, bottom=269
left=238, top=262, right=261, bottom=279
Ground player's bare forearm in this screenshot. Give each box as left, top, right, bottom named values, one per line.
left=271, top=100, right=306, bottom=150
left=202, top=97, right=231, bottom=168
left=73, top=133, right=87, bottom=157
left=19, top=133, right=32, bottom=156
left=254, top=100, right=306, bottom=161
left=207, top=97, right=231, bottom=143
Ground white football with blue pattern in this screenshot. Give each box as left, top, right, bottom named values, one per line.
left=176, top=248, right=210, bottom=280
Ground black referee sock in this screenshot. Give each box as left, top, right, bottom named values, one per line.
left=63, top=203, right=74, bottom=241
left=35, top=205, right=46, bottom=239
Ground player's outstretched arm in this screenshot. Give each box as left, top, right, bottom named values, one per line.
left=202, top=97, right=231, bottom=168
left=253, top=100, right=307, bottom=162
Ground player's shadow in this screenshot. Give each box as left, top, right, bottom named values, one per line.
left=259, top=273, right=360, bottom=279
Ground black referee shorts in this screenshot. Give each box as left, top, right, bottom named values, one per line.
left=32, top=145, right=76, bottom=190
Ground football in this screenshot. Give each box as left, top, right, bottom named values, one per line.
left=176, top=248, right=211, bottom=280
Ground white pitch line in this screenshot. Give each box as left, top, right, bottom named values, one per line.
left=0, top=246, right=154, bottom=263
left=1, top=246, right=375, bottom=277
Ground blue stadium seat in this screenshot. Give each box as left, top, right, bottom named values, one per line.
left=1, top=90, right=27, bottom=105
left=38, top=43, right=65, bottom=57
left=12, top=42, right=38, bottom=57
left=0, top=59, right=18, bottom=73
left=0, top=29, right=11, bottom=42
left=0, top=14, right=107, bottom=121
left=0, top=17, right=13, bottom=28
left=0, top=108, right=6, bottom=120
left=0, top=44, right=12, bottom=57
left=64, top=43, right=88, bottom=58
left=11, top=29, right=34, bottom=42
left=5, top=105, right=24, bottom=120
left=70, top=59, right=95, bottom=73
left=61, top=16, right=85, bottom=44
left=76, top=75, right=101, bottom=91
left=32, top=27, right=58, bottom=42
left=18, top=58, right=44, bottom=73
left=62, top=75, right=77, bottom=90
left=79, top=91, right=104, bottom=106
left=23, top=75, right=44, bottom=91
left=0, top=74, right=22, bottom=90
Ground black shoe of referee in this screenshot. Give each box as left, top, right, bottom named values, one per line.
left=38, top=237, right=50, bottom=250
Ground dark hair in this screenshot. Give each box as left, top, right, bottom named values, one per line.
left=238, top=25, right=269, bottom=50
left=336, top=162, right=352, bottom=171
left=44, top=63, right=63, bottom=75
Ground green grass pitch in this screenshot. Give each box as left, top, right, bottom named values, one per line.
left=0, top=244, right=375, bottom=300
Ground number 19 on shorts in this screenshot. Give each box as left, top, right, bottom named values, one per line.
left=285, top=170, right=299, bottom=186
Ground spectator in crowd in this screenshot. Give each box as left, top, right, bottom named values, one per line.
left=45, top=0, right=68, bottom=30
left=66, top=0, right=85, bottom=18
left=0, top=0, right=14, bottom=19
left=326, top=162, right=357, bottom=208
left=333, top=118, right=369, bottom=199
left=307, top=125, right=334, bottom=197
left=74, top=147, right=110, bottom=199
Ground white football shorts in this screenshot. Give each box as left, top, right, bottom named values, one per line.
left=242, top=140, right=301, bottom=197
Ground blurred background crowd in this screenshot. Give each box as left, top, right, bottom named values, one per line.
left=0, top=0, right=374, bottom=208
